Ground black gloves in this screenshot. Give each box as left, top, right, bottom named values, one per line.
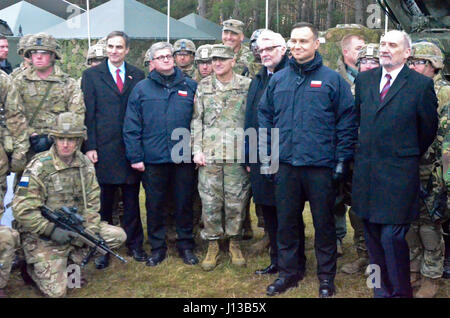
left=332, top=159, right=348, bottom=187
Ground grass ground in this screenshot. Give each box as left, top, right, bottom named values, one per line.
left=6, top=195, right=450, bottom=298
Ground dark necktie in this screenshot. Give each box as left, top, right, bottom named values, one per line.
left=380, top=73, right=391, bottom=102
left=116, top=69, right=124, bottom=93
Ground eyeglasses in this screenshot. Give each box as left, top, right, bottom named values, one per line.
left=175, top=51, right=192, bottom=56
left=257, top=45, right=281, bottom=54
left=408, top=59, right=429, bottom=66
left=359, top=58, right=379, bottom=65
left=197, top=60, right=212, bottom=65
left=153, top=54, right=174, bottom=61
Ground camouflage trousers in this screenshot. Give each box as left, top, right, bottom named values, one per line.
left=21, top=221, right=126, bottom=298
left=0, top=226, right=20, bottom=288
left=406, top=208, right=444, bottom=279
left=199, top=163, right=250, bottom=240
left=348, top=207, right=368, bottom=257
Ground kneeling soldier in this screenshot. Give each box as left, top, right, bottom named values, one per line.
left=12, top=112, right=126, bottom=298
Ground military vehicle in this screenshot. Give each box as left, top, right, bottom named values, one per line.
left=378, top=0, right=449, bottom=79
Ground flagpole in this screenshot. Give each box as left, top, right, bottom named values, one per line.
left=167, top=0, right=171, bottom=43
left=86, top=0, right=91, bottom=47
left=265, top=0, right=269, bottom=29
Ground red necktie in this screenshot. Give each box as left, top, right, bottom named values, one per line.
left=380, top=74, right=391, bottom=102
left=116, top=69, right=123, bottom=93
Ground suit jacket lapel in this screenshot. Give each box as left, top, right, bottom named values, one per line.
left=122, top=62, right=134, bottom=95
left=99, top=60, right=121, bottom=95
left=370, top=67, right=382, bottom=112
left=376, top=65, right=409, bottom=113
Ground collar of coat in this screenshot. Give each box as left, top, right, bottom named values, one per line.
left=148, top=66, right=186, bottom=88
left=289, top=51, right=323, bottom=75
left=256, top=53, right=289, bottom=80
left=24, top=64, right=67, bottom=83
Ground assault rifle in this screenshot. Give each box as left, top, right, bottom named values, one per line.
left=40, top=205, right=127, bottom=267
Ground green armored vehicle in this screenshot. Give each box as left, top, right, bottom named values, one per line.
left=379, top=0, right=449, bottom=79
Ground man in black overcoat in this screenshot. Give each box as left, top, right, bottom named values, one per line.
left=81, top=31, right=146, bottom=268
left=352, top=30, right=438, bottom=298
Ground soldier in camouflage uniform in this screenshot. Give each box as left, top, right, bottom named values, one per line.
left=10, top=34, right=33, bottom=80
left=222, top=19, right=259, bottom=78
left=6, top=33, right=85, bottom=171
left=173, top=39, right=196, bottom=79
left=340, top=44, right=380, bottom=275
left=192, top=45, right=251, bottom=271
left=406, top=41, right=449, bottom=298
left=0, top=70, right=21, bottom=298
left=12, top=112, right=126, bottom=298
left=194, top=44, right=213, bottom=82
left=334, top=34, right=365, bottom=256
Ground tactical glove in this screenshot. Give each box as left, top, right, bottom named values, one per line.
left=50, top=227, right=73, bottom=245
left=10, top=152, right=27, bottom=172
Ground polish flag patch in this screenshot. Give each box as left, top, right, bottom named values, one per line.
left=178, top=90, right=188, bottom=97
left=310, top=80, right=322, bottom=88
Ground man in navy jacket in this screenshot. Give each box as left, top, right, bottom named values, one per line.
left=123, top=42, right=198, bottom=267
left=258, top=22, right=358, bottom=297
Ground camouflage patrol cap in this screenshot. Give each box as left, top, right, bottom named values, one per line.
left=411, top=41, right=445, bottom=70
left=195, top=44, right=213, bottom=62
left=210, top=45, right=235, bottom=59
left=86, top=43, right=107, bottom=65
left=49, top=112, right=87, bottom=140
left=223, top=19, right=244, bottom=35
left=356, top=43, right=379, bottom=65
left=24, top=33, right=61, bottom=60
left=17, top=34, right=33, bottom=56
left=173, top=39, right=196, bottom=54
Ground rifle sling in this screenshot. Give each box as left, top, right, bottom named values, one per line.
left=28, top=82, right=55, bottom=127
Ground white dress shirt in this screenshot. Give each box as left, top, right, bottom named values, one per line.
left=108, top=59, right=126, bottom=84
left=379, top=64, right=404, bottom=93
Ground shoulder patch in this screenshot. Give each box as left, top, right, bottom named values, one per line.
left=18, top=176, right=29, bottom=187
left=39, top=156, right=52, bottom=162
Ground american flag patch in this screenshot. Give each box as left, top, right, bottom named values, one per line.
left=310, top=81, right=322, bottom=88
left=19, top=176, right=29, bottom=187
left=178, top=90, right=188, bottom=97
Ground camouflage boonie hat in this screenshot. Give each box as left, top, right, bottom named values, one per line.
left=49, top=112, right=87, bottom=140
left=173, top=39, right=196, bottom=54
left=411, top=41, right=445, bottom=70
left=17, top=34, right=33, bottom=55
left=24, top=33, right=61, bottom=60
left=86, top=43, right=107, bottom=65
left=222, top=19, right=244, bottom=35
left=356, top=43, right=379, bottom=65
left=195, top=44, right=213, bottom=62
left=210, top=45, right=235, bottom=59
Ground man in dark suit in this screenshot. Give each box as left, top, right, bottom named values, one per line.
left=352, top=30, right=438, bottom=298
left=81, top=31, right=146, bottom=269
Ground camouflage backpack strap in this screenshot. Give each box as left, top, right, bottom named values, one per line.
left=28, top=82, right=55, bottom=127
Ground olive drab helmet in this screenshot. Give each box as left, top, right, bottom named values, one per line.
left=48, top=112, right=87, bottom=140
left=195, top=44, right=213, bottom=62
left=411, top=41, right=445, bottom=71
left=356, top=43, right=380, bottom=66
left=23, top=33, right=61, bottom=60
left=17, top=34, right=33, bottom=56
left=173, top=39, right=196, bottom=55
left=86, top=42, right=107, bottom=65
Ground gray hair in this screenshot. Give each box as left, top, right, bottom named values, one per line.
left=257, top=30, right=286, bottom=48
left=149, top=42, right=174, bottom=60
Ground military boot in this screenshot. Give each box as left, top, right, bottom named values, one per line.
left=443, top=256, right=450, bottom=279
left=248, top=232, right=270, bottom=256
left=229, top=240, right=246, bottom=267
left=414, top=277, right=439, bottom=298
left=340, top=256, right=369, bottom=274
left=201, top=240, right=219, bottom=271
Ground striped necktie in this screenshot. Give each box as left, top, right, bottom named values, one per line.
left=380, top=73, right=391, bottom=102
